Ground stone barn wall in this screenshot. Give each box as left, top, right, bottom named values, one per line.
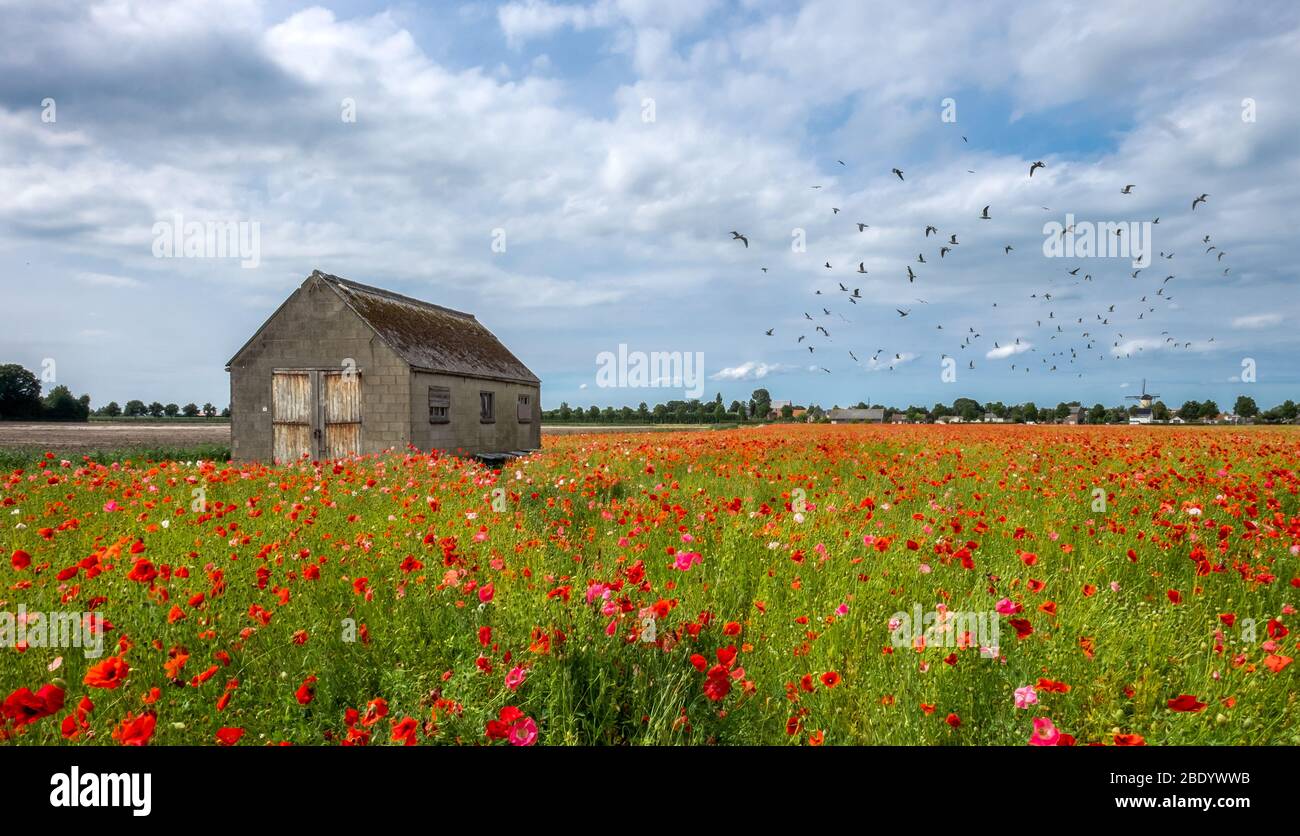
left=229, top=281, right=410, bottom=462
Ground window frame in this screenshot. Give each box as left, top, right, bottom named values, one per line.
left=428, top=385, right=450, bottom=424
left=479, top=390, right=495, bottom=424
left=517, top=393, right=532, bottom=423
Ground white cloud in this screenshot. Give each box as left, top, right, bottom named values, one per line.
left=1231, top=313, right=1283, bottom=329
left=710, top=361, right=804, bottom=381
left=986, top=342, right=1031, bottom=360
left=75, top=271, right=143, bottom=289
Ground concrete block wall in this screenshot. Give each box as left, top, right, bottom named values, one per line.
left=229, top=281, right=411, bottom=461
left=408, top=370, right=541, bottom=455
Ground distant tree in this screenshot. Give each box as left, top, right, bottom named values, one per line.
left=1280, top=400, right=1298, bottom=422
left=750, top=388, right=771, bottom=420
left=42, top=385, right=90, bottom=421
left=0, top=363, right=43, bottom=419
left=1177, top=400, right=1201, bottom=421
left=1233, top=396, right=1258, bottom=418
left=1200, top=400, right=1219, bottom=420
left=103, top=401, right=122, bottom=417
left=182, top=403, right=200, bottom=417
left=1023, top=402, right=1039, bottom=422
left=587, top=405, right=600, bottom=422
left=1088, top=403, right=1107, bottom=424
left=164, top=403, right=180, bottom=417
left=148, top=402, right=165, bottom=417
left=125, top=399, right=147, bottom=417
left=557, top=402, right=572, bottom=422
left=713, top=401, right=727, bottom=422
left=202, top=402, right=216, bottom=417
left=1151, top=401, right=1170, bottom=421
left=637, top=402, right=650, bottom=421
left=952, top=398, right=981, bottom=421
left=780, top=403, right=794, bottom=419
left=220, top=406, right=231, bottom=418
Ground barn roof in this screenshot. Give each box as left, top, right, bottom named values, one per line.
left=228, top=271, right=540, bottom=385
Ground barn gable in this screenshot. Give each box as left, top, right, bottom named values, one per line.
left=228, top=271, right=540, bottom=386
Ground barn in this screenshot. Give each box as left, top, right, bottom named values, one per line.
left=227, top=270, right=541, bottom=462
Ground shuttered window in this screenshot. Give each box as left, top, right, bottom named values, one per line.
left=429, top=386, right=450, bottom=424
left=517, top=394, right=531, bottom=423
left=479, top=391, right=495, bottom=423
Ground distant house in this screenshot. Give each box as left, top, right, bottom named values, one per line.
left=768, top=399, right=793, bottom=418
left=1063, top=405, right=1082, bottom=425
left=829, top=407, right=884, bottom=423
left=889, top=413, right=910, bottom=424
left=227, top=270, right=541, bottom=462
left=791, top=407, right=808, bottom=418
left=982, top=412, right=1005, bottom=423
left=1129, top=408, right=1154, bottom=425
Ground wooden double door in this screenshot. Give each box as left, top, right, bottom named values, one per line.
left=271, top=370, right=361, bottom=462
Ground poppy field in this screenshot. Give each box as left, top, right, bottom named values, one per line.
left=2, top=425, right=1298, bottom=746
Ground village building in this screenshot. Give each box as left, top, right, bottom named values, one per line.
left=828, top=407, right=885, bottom=423
left=227, top=271, right=541, bottom=462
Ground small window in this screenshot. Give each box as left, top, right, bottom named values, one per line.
left=429, top=386, right=450, bottom=424
left=479, top=391, right=495, bottom=423
left=517, top=393, right=531, bottom=423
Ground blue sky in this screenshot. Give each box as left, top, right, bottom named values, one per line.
left=1, top=0, right=1297, bottom=412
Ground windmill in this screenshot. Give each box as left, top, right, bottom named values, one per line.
left=1125, top=379, right=1160, bottom=410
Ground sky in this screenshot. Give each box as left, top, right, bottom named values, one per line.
left=1, top=0, right=1298, bottom=412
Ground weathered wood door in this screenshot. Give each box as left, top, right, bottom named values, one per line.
left=272, top=370, right=362, bottom=462
left=321, top=371, right=361, bottom=458
left=272, top=371, right=313, bottom=462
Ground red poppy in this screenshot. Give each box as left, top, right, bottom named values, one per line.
left=216, top=727, right=244, bottom=745
left=83, top=655, right=130, bottom=689
left=10, top=549, right=31, bottom=570
left=1167, top=694, right=1206, bottom=713
left=820, top=671, right=841, bottom=688
left=112, top=711, right=157, bottom=746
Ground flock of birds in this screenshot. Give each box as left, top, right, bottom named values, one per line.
left=730, top=138, right=1229, bottom=380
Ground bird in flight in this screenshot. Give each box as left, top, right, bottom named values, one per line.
left=925, top=225, right=938, bottom=237
left=857, top=223, right=869, bottom=231
left=979, top=205, right=990, bottom=220
left=1120, top=184, right=1136, bottom=194
left=1004, top=245, right=1013, bottom=254
left=1029, top=161, right=1045, bottom=177
left=857, top=262, right=867, bottom=274
left=948, top=234, right=959, bottom=245
left=1192, top=193, right=1209, bottom=210
left=896, top=308, right=911, bottom=317
left=764, top=329, right=774, bottom=336
left=730, top=231, right=748, bottom=247
left=892, top=168, right=904, bottom=181
left=907, top=266, right=917, bottom=283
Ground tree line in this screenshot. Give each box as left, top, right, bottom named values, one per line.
left=0, top=363, right=228, bottom=421
left=542, top=389, right=1293, bottom=425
